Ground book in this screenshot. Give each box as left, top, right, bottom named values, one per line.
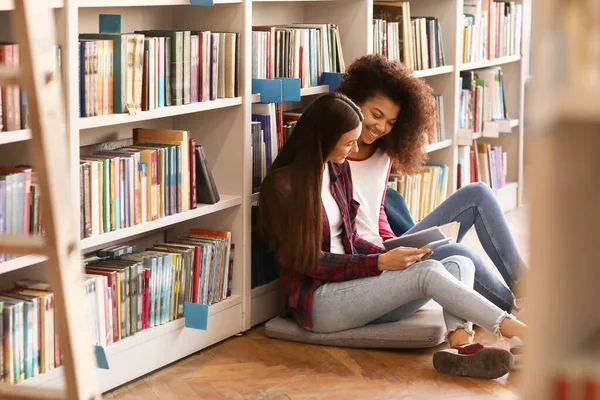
left=383, top=221, right=460, bottom=251
left=195, top=144, right=219, bottom=205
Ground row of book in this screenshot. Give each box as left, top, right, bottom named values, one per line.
left=0, top=166, right=42, bottom=263
left=457, top=142, right=506, bottom=190
left=78, top=29, right=240, bottom=117
left=462, top=0, right=523, bottom=64
left=0, top=228, right=233, bottom=384
left=0, top=44, right=61, bottom=132
left=373, top=2, right=446, bottom=71
left=250, top=103, right=300, bottom=194
left=458, top=67, right=508, bottom=133
left=388, top=164, right=450, bottom=222
left=79, top=128, right=219, bottom=239
left=252, top=23, right=345, bottom=88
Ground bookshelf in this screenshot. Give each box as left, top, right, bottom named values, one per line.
left=0, top=0, right=531, bottom=394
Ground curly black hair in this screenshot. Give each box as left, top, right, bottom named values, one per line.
left=336, top=54, right=437, bottom=174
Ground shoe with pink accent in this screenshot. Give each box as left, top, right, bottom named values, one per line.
left=433, top=343, right=515, bottom=379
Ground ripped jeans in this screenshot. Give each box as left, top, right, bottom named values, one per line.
left=310, top=256, right=511, bottom=339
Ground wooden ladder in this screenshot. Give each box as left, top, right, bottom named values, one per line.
left=0, top=0, right=101, bottom=399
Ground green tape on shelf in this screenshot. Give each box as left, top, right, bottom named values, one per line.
left=190, top=0, right=214, bottom=6
left=95, top=345, right=109, bottom=369
left=184, top=302, right=209, bottom=330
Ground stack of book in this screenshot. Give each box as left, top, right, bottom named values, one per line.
left=252, top=23, right=345, bottom=88
left=373, top=2, right=446, bottom=70
left=78, top=27, right=240, bottom=117
left=78, top=128, right=219, bottom=240
left=388, top=164, right=449, bottom=222
left=462, top=0, right=523, bottom=64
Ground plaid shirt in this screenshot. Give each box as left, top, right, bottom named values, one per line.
left=265, top=161, right=386, bottom=328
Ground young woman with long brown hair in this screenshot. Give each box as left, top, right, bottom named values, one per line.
left=258, top=92, right=526, bottom=380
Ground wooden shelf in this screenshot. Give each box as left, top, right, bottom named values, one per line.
left=78, top=0, right=240, bottom=6
left=78, top=97, right=242, bottom=130
left=413, top=65, right=454, bottom=78
left=19, top=294, right=242, bottom=392
left=0, top=0, right=62, bottom=10
left=0, top=129, right=31, bottom=145
left=80, top=195, right=242, bottom=251
left=0, top=254, right=47, bottom=275
left=510, top=119, right=520, bottom=128
left=459, top=55, right=521, bottom=71
left=424, top=139, right=452, bottom=153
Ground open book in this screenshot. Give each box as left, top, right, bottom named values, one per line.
left=383, top=222, right=461, bottom=252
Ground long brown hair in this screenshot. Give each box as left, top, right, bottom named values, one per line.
left=336, top=54, right=437, bottom=174
left=258, top=92, right=363, bottom=273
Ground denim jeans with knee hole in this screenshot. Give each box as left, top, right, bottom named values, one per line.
left=310, top=256, right=511, bottom=337
left=402, top=182, right=528, bottom=312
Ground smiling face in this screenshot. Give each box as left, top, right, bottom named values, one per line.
left=359, top=94, right=401, bottom=145
left=327, top=125, right=362, bottom=164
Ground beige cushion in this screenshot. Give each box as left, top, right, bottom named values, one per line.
left=265, top=301, right=445, bottom=349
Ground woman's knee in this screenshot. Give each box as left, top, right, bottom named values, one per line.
left=442, top=255, right=475, bottom=275
left=458, top=181, right=494, bottom=202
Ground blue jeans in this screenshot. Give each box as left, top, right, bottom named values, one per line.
left=386, top=182, right=527, bottom=312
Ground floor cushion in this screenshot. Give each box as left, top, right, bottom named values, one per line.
left=264, top=301, right=445, bottom=349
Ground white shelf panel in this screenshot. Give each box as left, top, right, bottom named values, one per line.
left=424, top=139, right=452, bottom=153
left=494, top=182, right=518, bottom=213
left=0, top=255, right=47, bottom=274
left=459, top=55, right=521, bottom=71
left=79, top=97, right=242, bottom=130
left=80, top=195, right=242, bottom=251
left=0, top=129, right=31, bottom=145
left=0, top=0, right=62, bottom=10
left=19, top=295, right=242, bottom=392
left=250, top=279, right=282, bottom=327
left=510, top=119, right=519, bottom=128
left=251, top=85, right=330, bottom=104
left=300, top=85, right=329, bottom=96
left=413, top=65, right=454, bottom=78
left=251, top=192, right=260, bottom=203
left=79, top=0, right=240, bottom=6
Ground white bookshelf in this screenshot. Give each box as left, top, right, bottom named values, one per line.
left=0, top=0, right=531, bottom=394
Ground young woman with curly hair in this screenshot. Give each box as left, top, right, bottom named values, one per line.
left=336, top=54, right=528, bottom=314
left=259, top=92, right=527, bottom=380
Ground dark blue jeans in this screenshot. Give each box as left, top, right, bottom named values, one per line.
left=384, top=182, right=527, bottom=312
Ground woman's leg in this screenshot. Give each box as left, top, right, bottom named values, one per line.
left=369, top=256, right=476, bottom=339
left=430, top=243, right=515, bottom=312
left=403, top=182, right=527, bottom=294
left=310, top=258, right=520, bottom=379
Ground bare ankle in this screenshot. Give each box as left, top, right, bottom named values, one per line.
left=448, top=329, right=474, bottom=347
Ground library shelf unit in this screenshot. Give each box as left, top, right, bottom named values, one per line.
left=0, top=0, right=531, bottom=394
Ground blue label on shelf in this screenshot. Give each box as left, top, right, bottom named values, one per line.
left=251, top=79, right=283, bottom=103
left=278, top=78, right=301, bottom=102
left=95, top=345, right=109, bottom=370
left=190, top=0, right=215, bottom=6
left=323, top=72, right=344, bottom=92
left=99, top=14, right=122, bottom=34
left=184, top=302, right=209, bottom=330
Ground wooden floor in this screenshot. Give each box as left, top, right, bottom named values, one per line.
left=105, top=207, right=530, bottom=400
